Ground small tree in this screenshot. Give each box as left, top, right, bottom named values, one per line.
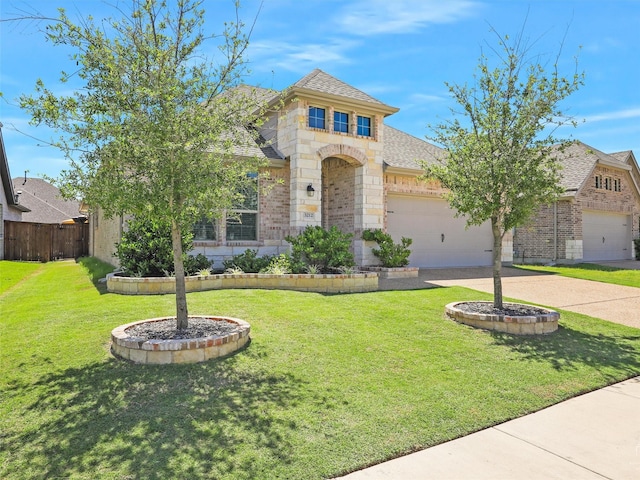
left=422, top=28, right=583, bottom=309
left=15, top=0, right=275, bottom=329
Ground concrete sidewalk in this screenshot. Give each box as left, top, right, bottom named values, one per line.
left=337, top=376, right=640, bottom=479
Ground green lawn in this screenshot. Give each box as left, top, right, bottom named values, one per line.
left=516, top=262, right=640, bottom=288
left=2, top=259, right=640, bottom=479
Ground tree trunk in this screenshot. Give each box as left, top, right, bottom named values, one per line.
left=491, top=219, right=504, bottom=310
left=171, top=219, right=189, bottom=330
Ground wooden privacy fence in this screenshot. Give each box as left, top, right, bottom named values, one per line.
left=3, top=221, right=89, bottom=262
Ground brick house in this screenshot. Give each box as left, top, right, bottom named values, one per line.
left=89, top=69, right=639, bottom=268
left=514, top=142, right=640, bottom=263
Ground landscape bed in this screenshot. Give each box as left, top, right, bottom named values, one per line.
left=107, top=271, right=379, bottom=294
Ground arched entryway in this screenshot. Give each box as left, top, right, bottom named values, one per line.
left=316, top=144, right=367, bottom=234
left=321, top=156, right=357, bottom=232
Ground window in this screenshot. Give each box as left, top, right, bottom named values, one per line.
left=334, top=111, right=349, bottom=133
left=309, top=107, right=325, bottom=129
left=595, top=175, right=602, bottom=189
left=605, top=177, right=612, bottom=191
left=614, top=179, right=622, bottom=192
left=193, top=219, right=216, bottom=241
left=357, top=115, right=372, bottom=137
left=226, top=173, right=258, bottom=241
left=226, top=213, right=257, bottom=241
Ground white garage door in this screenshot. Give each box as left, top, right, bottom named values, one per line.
left=583, top=211, right=631, bottom=261
left=387, top=195, right=494, bottom=268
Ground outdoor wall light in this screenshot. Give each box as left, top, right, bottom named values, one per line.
left=307, top=183, right=315, bottom=197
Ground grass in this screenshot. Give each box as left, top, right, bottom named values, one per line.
left=2, top=259, right=640, bottom=479
left=516, top=262, right=640, bottom=288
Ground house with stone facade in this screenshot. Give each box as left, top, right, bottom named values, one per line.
left=89, top=69, right=639, bottom=268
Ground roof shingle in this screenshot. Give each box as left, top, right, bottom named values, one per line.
left=292, top=69, right=389, bottom=106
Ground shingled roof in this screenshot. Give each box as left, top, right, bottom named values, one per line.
left=554, top=141, right=632, bottom=195
left=383, top=125, right=443, bottom=171
left=11, top=177, right=82, bottom=223
left=291, top=69, right=388, bottom=106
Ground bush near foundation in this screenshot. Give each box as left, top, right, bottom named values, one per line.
left=115, top=217, right=211, bottom=277
left=362, top=229, right=412, bottom=268
left=286, top=226, right=355, bottom=273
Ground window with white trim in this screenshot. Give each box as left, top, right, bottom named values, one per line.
left=226, top=173, right=258, bottom=241
left=605, top=177, right=612, bottom=191
left=193, top=218, right=216, bottom=241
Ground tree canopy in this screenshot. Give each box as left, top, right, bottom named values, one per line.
left=18, top=0, right=275, bottom=328
left=423, top=27, right=584, bottom=308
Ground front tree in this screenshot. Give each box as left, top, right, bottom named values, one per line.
left=422, top=28, right=583, bottom=309
left=18, top=0, right=272, bottom=329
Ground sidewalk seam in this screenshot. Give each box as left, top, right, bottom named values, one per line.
left=491, top=426, right=614, bottom=480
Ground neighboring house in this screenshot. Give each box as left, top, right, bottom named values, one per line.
left=11, top=177, right=84, bottom=224
left=514, top=143, right=640, bottom=263
left=0, top=123, right=30, bottom=260
left=90, top=69, right=640, bottom=268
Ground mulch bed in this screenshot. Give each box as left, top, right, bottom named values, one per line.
left=456, top=301, right=549, bottom=316
left=125, top=317, right=239, bottom=340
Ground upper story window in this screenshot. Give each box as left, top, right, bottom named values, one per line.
left=604, top=177, right=612, bottom=191
left=614, top=179, right=622, bottom=192
left=595, top=175, right=603, bottom=189
left=309, top=107, right=326, bottom=129
left=357, top=115, right=372, bottom=137
left=334, top=111, right=349, bottom=133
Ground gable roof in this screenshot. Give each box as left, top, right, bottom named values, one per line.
left=11, top=177, right=81, bottom=223
left=555, top=141, right=633, bottom=196
left=0, top=123, right=30, bottom=213
left=383, top=125, right=443, bottom=173
left=285, top=69, right=399, bottom=116
left=292, top=69, right=386, bottom=105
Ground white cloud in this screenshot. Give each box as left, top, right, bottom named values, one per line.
left=248, top=39, right=357, bottom=73
left=584, top=108, right=640, bottom=123
left=337, top=0, right=482, bottom=36
left=409, top=93, right=448, bottom=103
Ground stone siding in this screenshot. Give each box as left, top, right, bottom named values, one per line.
left=89, top=209, right=123, bottom=267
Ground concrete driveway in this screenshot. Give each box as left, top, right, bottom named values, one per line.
left=379, top=262, right=640, bottom=329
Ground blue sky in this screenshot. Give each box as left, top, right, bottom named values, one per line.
left=1, top=0, right=639, bottom=179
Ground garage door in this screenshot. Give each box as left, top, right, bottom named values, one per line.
left=387, top=195, right=494, bottom=268
left=583, top=211, right=631, bottom=261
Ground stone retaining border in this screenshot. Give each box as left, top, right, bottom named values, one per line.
left=445, top=301, right=559, bottom=335
left=111, top=316, right=250, bottom=364
left=360, top=266, right=419, bottom=279
left=107, top=272, right=378, bottom=295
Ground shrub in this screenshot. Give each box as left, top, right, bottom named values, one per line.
left=286, top=226, right=355, bottom=273
left=184, top=253, right=213, bottom=276
left=362, top=229, right=412, bottom=268
left=634, top=238, right=640, bottom=260
left=223, top=249, right=272, bottom=273
left=261, top=254, right=292, bottom=274
left=114, top=217, right=211, bottom=277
